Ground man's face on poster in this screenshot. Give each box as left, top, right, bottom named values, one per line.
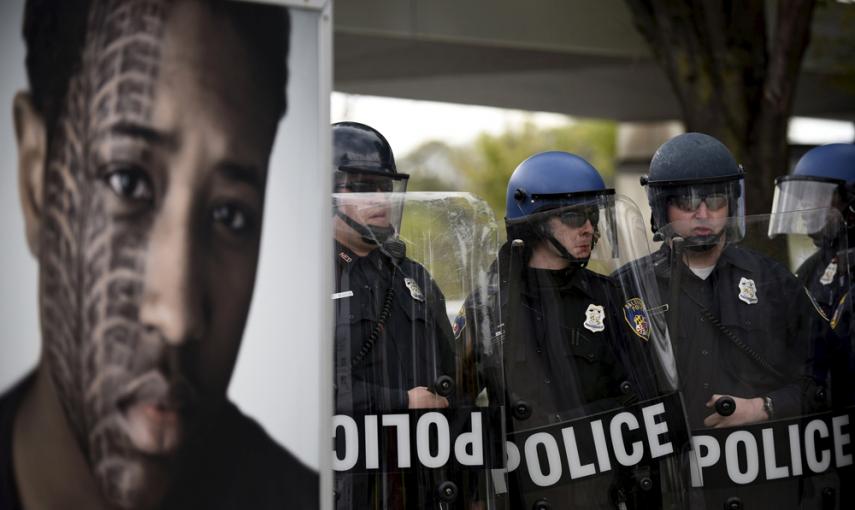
left=18, top=0, right=283, bottom=506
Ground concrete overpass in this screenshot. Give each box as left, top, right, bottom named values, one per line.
left=334, top=0, right=855, bottom=122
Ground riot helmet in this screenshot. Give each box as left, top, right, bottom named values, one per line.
left=641, top=132, right=745, bottom=249
left=332, top=121, right=409, bottom=246
left=505, top=151, right=618, bottom=266
left=769, top=143, right=855, bottom=244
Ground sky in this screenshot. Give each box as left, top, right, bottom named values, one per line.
left=331, top=92, right=855, bottom=157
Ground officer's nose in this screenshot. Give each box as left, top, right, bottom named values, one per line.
left=139, top=189, right=205, bottom=346
left=580, top=219, right=594, bottom=234
left=694, top=201, right=711, bottom=219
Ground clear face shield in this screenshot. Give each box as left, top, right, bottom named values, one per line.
left=505, top=191, right=620, bottom=266
left=332, top=192, right=507, bottom=509
left=500, top=194, right=695, bottom=509
left=769, top=176, right=845, bottom=246
left=649, top=178, right=746, bottom=247
left=656, top=210, right=852, bottom=510
left=333, top=168, right=409, bottom=246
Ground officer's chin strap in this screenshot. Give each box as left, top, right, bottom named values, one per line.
left=334, top=209, right=396, bottom=246
left=683, top=232, right=723, bottom=253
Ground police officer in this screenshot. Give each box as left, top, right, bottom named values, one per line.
left=457, top=152, right=663, bottom=510
left=770, top=143, right=855, bottom=408
left=331, top=122, right=456, bottom=508
left=641, top=132, right=822, bottom=509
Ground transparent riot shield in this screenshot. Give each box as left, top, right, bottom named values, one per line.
left=332, top=192, right=507, bottom=509
left=498, top=194, right=693, bottom=510
left=657, top=209, right=853, bottom=510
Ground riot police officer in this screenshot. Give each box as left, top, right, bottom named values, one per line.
left=641, top=132, right=824, bottom=509
left=331, top=122, right=456, bottom=508
left=770, top=143, right=855, bottom=409
left=457, top=152, right=671, bottom=510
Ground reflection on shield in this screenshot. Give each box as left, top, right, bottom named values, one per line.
left=655, top=209, right=853, bottom=510
left=332, top=192, right=507, bottom=509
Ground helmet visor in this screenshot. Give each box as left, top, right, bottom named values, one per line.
left=506, top=192, right=619, bottom=262
left=768, top=178, right=842, bottom=237
left=334, top=168, right=409, bottom=194
left=648, top=179, right=746, bottom=242
left=770, top=177, right=839, bottom=214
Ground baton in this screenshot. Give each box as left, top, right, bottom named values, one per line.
left=715, top=396, right=736, bottom=416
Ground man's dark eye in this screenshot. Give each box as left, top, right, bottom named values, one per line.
left=105, top=167, right=154, bottom=202
left=212, top=204, right=253, bottom=234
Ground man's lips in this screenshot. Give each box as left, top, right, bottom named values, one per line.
left=117, top=372, right=195, bottom=456
left=692, top=227, right=714, bottom=236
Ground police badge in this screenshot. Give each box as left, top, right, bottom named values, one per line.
left=404, top=277, right=425, bottom=302
left=583, top=304, right=605, bottom=333
left=622, top=297, right=651, bottom=341
left=820, top=260, right=837, bottom=286
left=737, top=277, right=758, bottom=304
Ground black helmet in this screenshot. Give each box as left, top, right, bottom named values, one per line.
left=332, top=122, right=409, bottom=245
left=333, top=121, right=401, bottom=178
left=641, top=132, right=745, bottom=245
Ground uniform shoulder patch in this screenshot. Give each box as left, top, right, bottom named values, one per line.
left=622, top=297, right=651, bottom=341
left=452, top=306, right=466, bottom=339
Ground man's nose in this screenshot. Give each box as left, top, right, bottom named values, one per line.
left=580, top=219, right=594, bottom=233
left=139, top=192, right=205, bottom=346
left=694, top=201, right=710, bottom=219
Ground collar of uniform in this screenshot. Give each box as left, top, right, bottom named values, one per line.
left=716, top=244, right=755, bottom=273
left=522, top=265, right=591, bottom=298
left=335, top=241, right=358, bottom=265
left=652, top=242, right=753, bottom=277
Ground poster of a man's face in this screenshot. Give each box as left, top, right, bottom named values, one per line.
left=1, top=0, right=329, bottom=508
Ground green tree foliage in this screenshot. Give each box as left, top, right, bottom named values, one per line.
left=401, top=119, right=617, bottom=228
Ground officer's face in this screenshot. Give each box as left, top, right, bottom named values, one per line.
left=24, top=1, right=280, bottom=507
left=666, top=194, right=729, bottom=239
left=546, top=215, right=595, bottom=259
left=335, top=176, right=394, bottom=229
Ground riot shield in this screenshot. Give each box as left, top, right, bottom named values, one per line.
left=332, top=191, right=507, bottom=509
left=497, top=194, right=693, bottom=510
left=657, top=209, right=853, bottom=510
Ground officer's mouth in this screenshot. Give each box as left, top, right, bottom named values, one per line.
left=366, top=211, right=389, bottom=224
left=116, top=372, right=196, bottom=456
left=692, top=226, right=714, bottom=236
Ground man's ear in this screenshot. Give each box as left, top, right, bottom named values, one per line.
left=14, top=91, right=46, bottom=258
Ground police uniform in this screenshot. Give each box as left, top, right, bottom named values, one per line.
left=458, top=244, right=660, bottom=510
left=648, top=242, right=823, bottom=510
left=649, top=243, right=816, bottom=427
left=333, top=241, right=456, bottom=509
left=797, top=248, right=855, bottom=409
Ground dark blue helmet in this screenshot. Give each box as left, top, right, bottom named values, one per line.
left=792, top=143, right=855, bottom=184
left=642, top=133, right=745, bottom=239
left=505, top=151, right=615, bottom=265
left=505, top=151, right=610, bottom=221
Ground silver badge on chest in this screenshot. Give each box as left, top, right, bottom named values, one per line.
left=404, top=277, right=425, bottom=302
left=737, top=277, right=758, bottom=304
left=583, top=304, right=605, bottom=333
left=820, top=261, right=837, bottom=286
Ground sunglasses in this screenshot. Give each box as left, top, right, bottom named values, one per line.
left=669, top=193, right=728, bottom=212
left=335, top=179, right=394, bottom=193
left=557, top=206, right=600, bottom=228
